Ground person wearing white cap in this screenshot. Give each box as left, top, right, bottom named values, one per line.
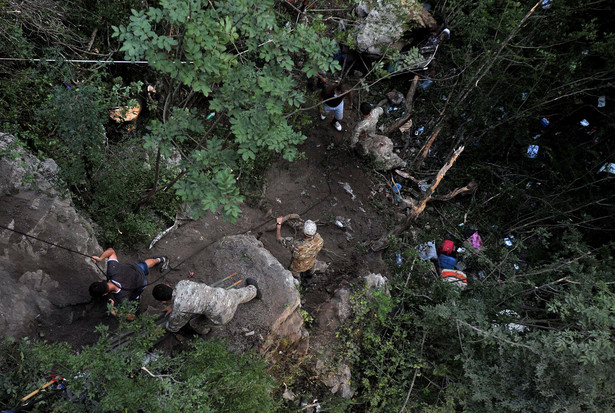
left=276, top=216, right=324, bottom=283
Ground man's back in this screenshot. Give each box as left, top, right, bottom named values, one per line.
left=286, top=233, right=324, bottom=273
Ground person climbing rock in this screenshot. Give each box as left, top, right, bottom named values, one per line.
left=152, top=279, right=261, bottom=335
left=350, top=102, right=407, bottom=170
left=319, top=78, right=353, bottom=132
left=276, top=217, right=324, bottom=284
left=88, top=247, right=168, bottom=319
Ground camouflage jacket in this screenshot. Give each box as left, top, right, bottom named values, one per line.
left=351, top=106, right=384, bottom=146
left=280, top=233, right=324, bottom=273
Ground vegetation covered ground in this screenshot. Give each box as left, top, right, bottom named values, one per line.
left=1, top=0, right=614, bottom=412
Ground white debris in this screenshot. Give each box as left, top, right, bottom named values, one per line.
left=503, top=235, right=515, bottom=247
left=580, top=119, right=590, bottom=127
left=416, top=241, right=437, bottom=261
left=598, top=96, right=606, bottom=108
left=599, top=163, right=615, bottom=175
left=338, top=181, right=356, bottom=200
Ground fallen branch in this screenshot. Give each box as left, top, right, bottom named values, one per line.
left=407, top=146, right=464, bottom=222
left=414, top=126, right=442, bottom=169
left=431, top=179, right=477, bottom=201
left=385, top=75, right=420, bottom=135
left=370, top=146, right=465, bottom=251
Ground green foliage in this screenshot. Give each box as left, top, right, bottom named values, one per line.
left=0, top=315, right=277, bottom=412
left=114, top=0, right=340, bottom=221
left=39, top=84, right=107, bottom=186
left=340, top=224, right=615, bottom=412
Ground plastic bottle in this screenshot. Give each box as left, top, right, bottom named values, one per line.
left=396, top=252, right=402, bottom=267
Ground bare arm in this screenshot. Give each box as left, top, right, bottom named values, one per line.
left=276, top=217, right=284, bottom=241
left=92, top=247, right=117, bottom=263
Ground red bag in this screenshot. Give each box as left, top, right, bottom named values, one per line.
left=441, top=240, right=454, bottom=255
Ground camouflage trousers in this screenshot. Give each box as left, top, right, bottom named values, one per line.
left=187, top=286, right=257, bottom=335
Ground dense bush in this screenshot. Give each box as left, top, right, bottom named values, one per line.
left=0, top=311, right=278, bottom=412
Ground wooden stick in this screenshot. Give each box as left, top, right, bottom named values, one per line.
left=226, top=279, right=242, bottom=289
left=21, top=379, right=57, bottom=402
left=414, top=126, right=442, bottom=169
left=407, top=146, right=464, bottom=222
left=211, top=272, right=237, bottom=288
left=385, top=75, right=420, bottom=135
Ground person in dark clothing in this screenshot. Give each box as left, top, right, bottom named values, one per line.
left=319, top=78, right=353, bottom=131
left=89, top=247, right=167, bottom=319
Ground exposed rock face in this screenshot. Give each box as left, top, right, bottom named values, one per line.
left=195, top=234, right=307, bottom=354
left=0, top=133, right=103, bottom=338
left=311, top=287, right=355, bottom=399
left=356, top=0, right=438, bottom=57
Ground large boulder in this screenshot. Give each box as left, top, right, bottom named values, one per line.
left=0, top=133, right=103, bottom=338
left=152, top=232, right=307, bottom=354
left=356, top=0, right=438, bottom=57
left=211, top=235, right=306, bottom=354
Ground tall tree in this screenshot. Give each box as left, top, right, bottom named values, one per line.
left=115, top=0, right=340, bottom=220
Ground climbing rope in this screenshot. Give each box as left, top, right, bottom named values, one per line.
left=0, top=223, right=107, bottom=277
left=0, top=152, right=335, bottom=287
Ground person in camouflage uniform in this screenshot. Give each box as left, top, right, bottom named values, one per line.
left=351, top=102, right=406, bottom=170
left=276, top=217, right=324, bottom=283
left=153, top=278, right=261, bottom=335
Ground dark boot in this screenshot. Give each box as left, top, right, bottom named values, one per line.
left=246, top=278, right=262, bottom=299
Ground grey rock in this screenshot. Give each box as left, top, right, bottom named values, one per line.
left=0, top=133, right=103, bottom=338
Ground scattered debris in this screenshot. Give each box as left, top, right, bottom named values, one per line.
left=580, top=119, right=590, bottom=127
left=598, top=96, right=606, bottom=108
left=282, top=388, right=296, bottom=401
left=416, top=241, right=437, bottom=261
left=527, top=145, right=539, bottom=158
left=418, top=180, right=430, bottom=192
left=466, top=232, right=484, bottom=251
left=392, top=183, right=402, bottom=202
left=503, top=235, right=515, bottom=247
left=438, top=253, right=457, bottom=269
left=334, top=216, right=353, bottom=231
left=440, top=240, right=455, bottom=255
left=441, top=269, right=467, bottom=289
left=398, top=119, right=413, bottom=133
left=497, top=309, right=528, bottom=333
left=541, top=0, right=553, bottom=9
left=338, top=181, right=356, bottom=200
left=599, top=163, right=615, bottom=174
left=365, top=273, right=389, bottom=293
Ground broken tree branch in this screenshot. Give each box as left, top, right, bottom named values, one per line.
left=385, top=75, right=420, bottom=135
left=414, top=126, right=442, bottom=169
left=407, top=146, right=464, bottom=222
left=370, top=147, right=465, bottom=251
left=431, top=179, right=477, bottom=201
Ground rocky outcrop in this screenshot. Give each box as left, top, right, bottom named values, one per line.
left=0, top=133, right=103, bottom=338
left=311, top=287, right=355, bottom=399
left=181, top=234, right=307, bottom=354
left=356, top=0, right=438, bottom=57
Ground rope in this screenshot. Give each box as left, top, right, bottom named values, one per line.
left=0, top=150, right=336, bottom=288
left=163, top=155, right=334, bottom=274
left=0, top=223, right=107, bottom=276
